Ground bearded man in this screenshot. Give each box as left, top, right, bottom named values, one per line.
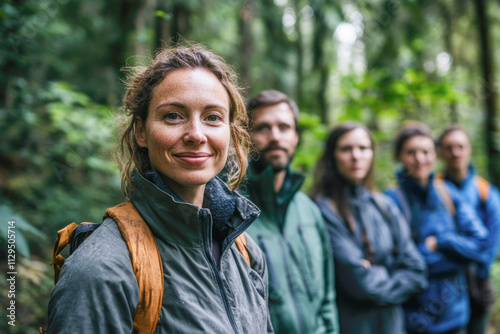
left=242, top=90, right=339, bottom=334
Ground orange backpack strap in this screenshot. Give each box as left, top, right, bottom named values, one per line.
left=433, top=179, right=456, bottom=217
left=50, top=222, right=80, bottom=283
left=234, top=233, right=251, bottom=266
left=436, top=172, right=445, bottom=180
left=104, top=202, right=163, bottom=334
left=475, top=176, right=491, bottom=204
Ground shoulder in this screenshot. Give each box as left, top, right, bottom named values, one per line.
left=59, top=218, right=134, bottom=283
left=292, top=191, right=322, bottom=213
left=383, top=186, right=400, bottom=201
left=48, top=218, right=138, bottom=333
left=372, top=191, right=400, bottom=213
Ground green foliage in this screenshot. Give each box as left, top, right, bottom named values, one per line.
left=0, top=205, right=46, bottom=258
left=339, top=68, right=461, bottom=126
left=292, top=112, right=328, bottom=192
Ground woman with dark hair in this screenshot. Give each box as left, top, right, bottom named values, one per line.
left=312, top=122, right=427, bottom=334
left=385, top=121, right=488, bottom=334
left=47, top=45, right=273, bottom=333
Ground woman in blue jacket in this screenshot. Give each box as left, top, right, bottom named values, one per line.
left=385, top=122, right=488, bottom=334
left=311, top=122, right=427, bottom=334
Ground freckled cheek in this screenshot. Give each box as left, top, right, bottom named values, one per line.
left=147, top=130, right=177, bottom=161
left=210, top=129, right=230, bottom=157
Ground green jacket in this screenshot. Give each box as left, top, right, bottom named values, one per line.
left=242, top=166, right=339, bottom=334
left=48, top=170, right=273, bottom=333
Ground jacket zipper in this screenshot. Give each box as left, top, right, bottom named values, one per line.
left=283, top=233, right=313, bottom=301
left=276, top=235, right=306, bottom=333
left=200, top=210, right=240, bottom=334
left=297, top=225, right=314, bottom=278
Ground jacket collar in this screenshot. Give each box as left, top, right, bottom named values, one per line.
left=444, top=164, right=475, bottom=189
left=397, top=168, right=435, bottom=201
left=130, top=170, right=260, bottom=248
left=346, top=184, right=371, bottom=203
left=244, top=165, right=305, bottom=217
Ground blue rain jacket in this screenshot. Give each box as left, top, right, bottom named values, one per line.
left=442, top=165, right=500, bottom=279
left=385, top=170, right=488, bottom=334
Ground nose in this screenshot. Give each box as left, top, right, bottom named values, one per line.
left=415, top=151, right=425, bottom=163
left=183, top=118, right=207, bottom=145
left=352, top=147, right=361, bottom=159
left=451, top=146, right=462, bottom=157
left=269, top=126, right=281, bottom=141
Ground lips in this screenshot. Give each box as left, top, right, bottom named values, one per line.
left=174, top=152, right=211, bottom=165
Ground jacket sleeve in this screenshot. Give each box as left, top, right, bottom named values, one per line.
left=320, top=197, right=426, bottom=307
left=246, top=233, right=275, bottom=334
left=47, top=219, right=139, bottom=334
left=436, top=183, right=489, bottom=264
left=385, top=189, right=464, bottom=276
left=481, top=186, right=500, bottom=268
left=314, top=210, right=340, bottom=334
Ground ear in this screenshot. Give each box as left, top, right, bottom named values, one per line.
left=135, top=117, right=148, bottom=148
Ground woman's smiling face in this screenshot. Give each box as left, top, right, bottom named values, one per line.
left=399, top=135, right=436, bottom=185
left=135, top=68, right=231, bottom=192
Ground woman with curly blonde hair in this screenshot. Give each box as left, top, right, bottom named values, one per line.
left=47, top=45, right=273, bottom=334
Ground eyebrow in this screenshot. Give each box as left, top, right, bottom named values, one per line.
left=154, top=102, right=228, bottom=112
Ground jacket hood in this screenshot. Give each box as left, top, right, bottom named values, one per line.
left=130, top=170, right=260, bottom=248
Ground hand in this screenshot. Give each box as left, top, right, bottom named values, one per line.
left=425, top=236, right=438, bottom=252
left=361, top=259, right=371, bottom=268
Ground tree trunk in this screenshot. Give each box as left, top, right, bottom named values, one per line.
left=474, top=0, right=500, bottom=186
left=171, top=4, right=190, bottom=43
left=238, top=0, right=255, bottom=93
left=294, top=0, right=304, bottom=108
left=312, top=3, right=329, bottom=123
left=134, top=0, right=157, bottom=56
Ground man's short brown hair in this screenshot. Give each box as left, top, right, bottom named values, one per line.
left=246, top=90, right=299, bottom=131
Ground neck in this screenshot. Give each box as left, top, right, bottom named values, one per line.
left=417, top=177, right=429, bottom=188
left=162, top=176, right=206, bottom=207
left=274, top=169, right=286, bottom=193
left=445, top=166, right=468, bottom=183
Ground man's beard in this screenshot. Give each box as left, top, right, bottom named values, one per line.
left=250, top=144, right=294, bottom=174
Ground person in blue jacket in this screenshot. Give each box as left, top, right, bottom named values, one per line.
left=385, top=121, right=488, bottom=334
left=311, top=122, right=427, bottom=334
left=437, top=125, right=500, bottom=334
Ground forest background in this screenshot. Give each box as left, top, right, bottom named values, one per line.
left=1, top=0, right=500, bottom=332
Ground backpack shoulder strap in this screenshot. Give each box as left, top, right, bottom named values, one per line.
left=474, top=176, right=491, bottom=204
left=394, top=186, right=412, bottom=224
left=50, top=222, right=80, bottom=283
left=435, top=172, right=445, bottom=180
left=433, top=178, right=456, bottom=217
left=234, top=233, right=251, bottom=266
left=104, top=202, right=163, bottom=334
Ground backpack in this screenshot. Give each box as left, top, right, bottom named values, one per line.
left=40, top=201, right=250, bottom=334
left=436, top=172, right=491, bottom=209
